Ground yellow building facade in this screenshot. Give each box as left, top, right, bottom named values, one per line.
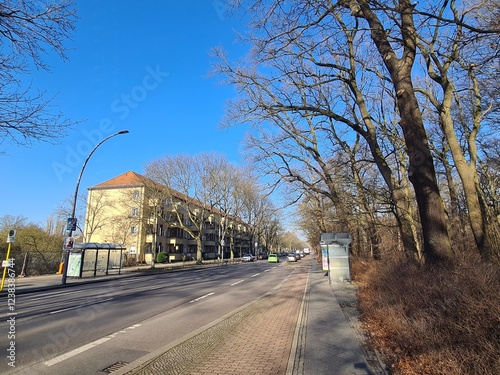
left=83, top=171, right=251, bottom=264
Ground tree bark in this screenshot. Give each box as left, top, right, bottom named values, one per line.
left=357, top=0, right=453, bottom=263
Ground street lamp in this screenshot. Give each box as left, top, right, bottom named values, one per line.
left=61, top=129, right=129, bottom=284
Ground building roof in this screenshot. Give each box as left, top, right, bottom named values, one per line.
left=89, top=171, right=188, bottom=202
left=89, top=171, right=148, bottom=189
left=88, top=171, right=246, bottom=225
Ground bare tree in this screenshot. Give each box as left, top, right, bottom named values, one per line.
left=83, top=189, right=106, bottom=242
left=479, top=138, right=500, bottom=224
left=235, top=176, right=276, bottom=257
left=215, top=0, right=499, bottom=264
left=0, top=214, right=27, bottom=229
left=200, top=153, right=241, bottom=261
left=145, top=153, right=227, bottom=261
left=0, top=0, right=77, bottom=149
left=413, top=0, right=500, bottom=262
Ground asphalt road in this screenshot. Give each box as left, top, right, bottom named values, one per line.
left=1, top=261, right=291, bottom=375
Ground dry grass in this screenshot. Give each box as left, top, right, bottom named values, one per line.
left=352, top=253, right=500, bottom=375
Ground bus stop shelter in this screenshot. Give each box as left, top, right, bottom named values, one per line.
left=320, top=233, right=352, bottom=283
left=66, top=243, right=126, bottom=278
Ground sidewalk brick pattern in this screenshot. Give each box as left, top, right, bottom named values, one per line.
left=129, top=264, right=308, bottom=375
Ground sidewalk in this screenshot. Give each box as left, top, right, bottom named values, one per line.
left=9, top=258, right=387, bottom=374
left=115, top=259, right=386, bottom=375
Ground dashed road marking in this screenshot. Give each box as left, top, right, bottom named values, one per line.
left=189, top=292, right=215, bottom=303
left=44, top=324, right=142, bottom=366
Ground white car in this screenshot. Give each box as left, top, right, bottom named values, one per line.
left=242, top=254, right=254, bottom=262
left=287, top=253, right=298, bottom=262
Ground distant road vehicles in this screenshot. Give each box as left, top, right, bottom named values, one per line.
left=242, top=254, right=255, bottom=262
left=287, top=253, right=298, bottom=262
left=268, top=253, right=279, bottom=263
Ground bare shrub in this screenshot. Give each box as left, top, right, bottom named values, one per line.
left=352, top=253, right=500, bottom=375
left=6, top=249, right=61, bottom=276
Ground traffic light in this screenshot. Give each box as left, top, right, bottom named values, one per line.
left=7, top=229, right=16, bottom=243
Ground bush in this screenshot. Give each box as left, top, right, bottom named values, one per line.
left=156, top=252, right=167, bottom=263
left=352, top=253, right=500, bottom=375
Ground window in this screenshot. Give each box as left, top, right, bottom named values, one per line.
left=133, top=190, right=140, bottom=199
left=131, top=208, right=138, bottom=217
left=130, top=226, right=137, bottom=235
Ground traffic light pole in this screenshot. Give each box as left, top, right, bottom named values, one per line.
left=0, top=242, right=12, bottom=291
left=61, top=130, right=129, bottom=285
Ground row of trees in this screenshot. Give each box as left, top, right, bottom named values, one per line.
left=142, top=152, right=301, bottom=260
left=0, top=153, right=306, bottom=273
left=0, top=215, right=64, bottom=276
left=51, top=153, right=302, bottom=263
left=214, top=0, right=500, bottom=265
left=6, top=1, right=497, bottom=267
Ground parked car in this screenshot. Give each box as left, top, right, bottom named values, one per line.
left=242, top=254, right=255, bottom=262
left=268, top=253, right=279, bottom=263
left=287, top=253, right=298, bottom=262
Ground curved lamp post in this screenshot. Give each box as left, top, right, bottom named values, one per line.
left=61, top=129, right=129, bottom=284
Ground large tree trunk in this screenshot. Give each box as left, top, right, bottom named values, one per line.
left=437, top=72, right=500, bottom=264
left=439, top=147, right=469, bottom=251
left=358, top=0, right=453, bottom=263
left=395, top=83, right=452, bottom=262
left=196, top=237, right=203, bottom=261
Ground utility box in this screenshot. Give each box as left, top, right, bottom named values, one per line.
left=320, top=233, right=352, bottom=283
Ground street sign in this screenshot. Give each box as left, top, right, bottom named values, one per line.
left=7, top=229, right=16, bottom=243
left=64, top=237, right=75, bottom=250
left=67, top=218, right=77, bottom=231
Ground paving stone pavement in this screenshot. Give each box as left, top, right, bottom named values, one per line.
left=16, top=256, right=387, bottom=375
left=115, top=258, right=387, bottom=375
left=185, top=263, right=308, bottom=375
left=122, top=263, right=309, bottom=375
left=11, top=257, right=386, bottom=375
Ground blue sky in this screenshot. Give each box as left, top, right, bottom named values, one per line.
left=0, top=0, right=250, bottom=226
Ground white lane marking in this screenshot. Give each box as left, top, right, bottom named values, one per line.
left=189, top=292, right=215, bottom=303
left=230, top=280, right=244, bottom=286
left=49, top=298, right=114, bottom=314
left=44, top=338, right=111, bottom=366
left=251, top=273, right=260, bottom=277
left=44, top=324, right=142, bottom=366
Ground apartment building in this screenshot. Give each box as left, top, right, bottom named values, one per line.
left=83, top=171, right=252, bottom=264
